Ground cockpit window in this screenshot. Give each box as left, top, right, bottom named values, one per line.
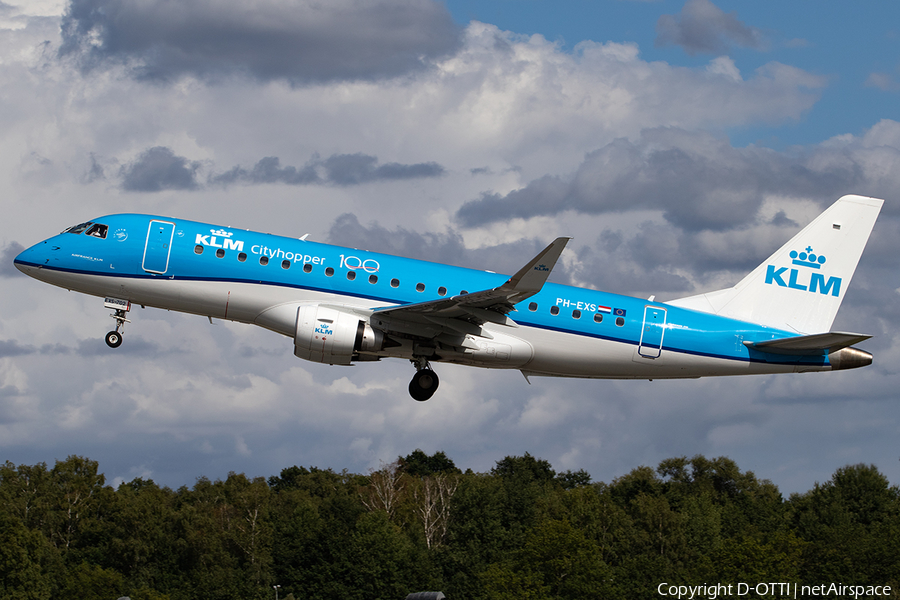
left=85, top=223, right=108, bottom=239
left=64, top=222, right=93, bottom=235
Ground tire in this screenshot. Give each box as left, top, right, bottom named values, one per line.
left=408, top=368, right=439, bottom=401
left=105, top=331, right=123, bottom=348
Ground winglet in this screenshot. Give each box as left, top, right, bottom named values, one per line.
left=501, top=237, right=570, bottom=303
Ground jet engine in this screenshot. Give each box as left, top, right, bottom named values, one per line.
left=294, top=304, right=383, bottom=365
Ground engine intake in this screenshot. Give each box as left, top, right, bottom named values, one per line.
left=294, top=304, right=383, bottom=365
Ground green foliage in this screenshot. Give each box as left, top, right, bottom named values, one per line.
left=399, top=449, right=461, bottom=477
left=0, top=453, right=896, bottom=599
left=0, top=513, right=55, bottom=599
left=492, top=452, right=556, bottom=483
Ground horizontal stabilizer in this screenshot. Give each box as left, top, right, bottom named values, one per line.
left=744, top=331, right=871, bottom=356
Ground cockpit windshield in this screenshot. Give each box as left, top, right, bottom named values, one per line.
left=64, top=222, right=93, bottom=234
left=63, top=222, right=108, bottom=239
left=85, top=223, right=108, bottom=239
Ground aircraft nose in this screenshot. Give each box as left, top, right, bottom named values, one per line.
left=13, top=240, right=55, bottom=274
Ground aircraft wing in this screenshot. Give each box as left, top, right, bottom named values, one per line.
left=370, top=237, right=570, bottom=339
left=744, top=331, right=871, bottom=356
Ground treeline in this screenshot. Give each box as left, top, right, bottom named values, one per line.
left=1, top=452, right=899, bottom=600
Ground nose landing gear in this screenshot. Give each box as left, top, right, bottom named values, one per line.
left=104, top=297, right=131, bottom=349
left=409, top=358, right=439, bottom=401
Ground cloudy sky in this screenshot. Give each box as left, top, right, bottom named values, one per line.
left=2, top=0, right=899, bottom=494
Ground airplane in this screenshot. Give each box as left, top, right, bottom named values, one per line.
left=13, top=194, right=882, bottom=401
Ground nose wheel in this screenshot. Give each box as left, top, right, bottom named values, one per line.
left=104, top=298, right=131, bottom=349
left=409, top=358, right=439, bottom=401
left=105, top=330, right=123, bottom=348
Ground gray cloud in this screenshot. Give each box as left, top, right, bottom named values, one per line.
left=59, top=0, right=462, bottom=84
left=115, top=148, right=444, bottom=191
left=0, top=339, right=34, bottom=358
left=656, top=0, right=765, bottom=56
left=1, top=242, right=25, bottom=277
left=120, top=146, right=201, bottom=192
left=212, top=157, right=319, bottom=186
left=210, top=153, right=444, bottom=187
left=455, top=127, right=896, bottom=232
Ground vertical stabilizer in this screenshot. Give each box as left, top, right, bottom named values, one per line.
left=669, top=195, right=883, bottom=333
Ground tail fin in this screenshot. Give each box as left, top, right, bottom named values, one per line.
left=668, top=195, right=883, bottom=334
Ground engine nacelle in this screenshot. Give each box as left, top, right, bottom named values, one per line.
left=294, top=304, right=383, bottom=365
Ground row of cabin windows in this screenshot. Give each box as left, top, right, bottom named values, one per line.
left=195, top=244, right=464, bottom=297
left=528, top=301, right=625, bottom=326
left=196, top=244, right=625, bottom=326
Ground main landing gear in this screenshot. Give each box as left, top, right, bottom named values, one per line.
left=409, top=358, right=439, bottom=402
left=104, top=298, right=131, bottom=349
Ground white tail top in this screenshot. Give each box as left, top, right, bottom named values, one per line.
left=669, top=195, right=883, bottom=334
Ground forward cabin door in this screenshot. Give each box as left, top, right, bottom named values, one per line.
left=142, top=220, right=175, bottom=274
left=638, top=306, right=667, bottom=358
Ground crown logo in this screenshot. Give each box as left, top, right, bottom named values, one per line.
left=790, top=246, right=826, bottom=269
left=210, top=228, right=233, bottom=238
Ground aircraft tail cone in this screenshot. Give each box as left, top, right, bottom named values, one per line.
left=829, top=347, right=873, bottom=371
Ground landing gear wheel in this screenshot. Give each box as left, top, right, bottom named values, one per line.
left=409, top=368, right=439, bottom=401
left=105, top=330, right=123, bottom=348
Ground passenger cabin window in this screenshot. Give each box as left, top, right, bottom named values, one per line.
left=303, top=263, right=312, bottom=273
left=325, top=267, right=334, bottom=277
left=85, top=223, right=108, bottom=239
left=390, top=278, right=400, bottom=288
left=550, top=306, right=560, bottom=315
left=259, top=256, right=269, bottom=266
left=616, top=316, right=625, bottom=327
left=528, top=302, right=537, bottom=311
left=238, top=252, right=247, bottom=262
left=347, top=271, right=356, bottom=281
left=593, top=313, right=603, bottom=323
left=194, top=245, right=204, bottom=255
left=438, top=286, right=447, bottom=296
left=369, top=274, right=378, bottom=284
left=572, top=309, right=581, bottom=319
left=216, top=249, right=225, bottom=258
left=282, top=260, right=290, bottom=269
left=416, top=283, right=425, bottom=292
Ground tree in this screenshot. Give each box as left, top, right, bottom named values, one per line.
left=492, top=453, right=555, bottom=483
left=359, top=461, right=405, bottom=519
left=0, top=513, right=54, bottom=599
left=399, top=450, right=460, bottom=477
left=413, top=473, right=460, bottom=549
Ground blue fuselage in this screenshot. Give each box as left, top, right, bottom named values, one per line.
left=14, top=213, right=834, bottom=379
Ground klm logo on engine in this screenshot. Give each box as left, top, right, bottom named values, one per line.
left=765, top=246, right=841, bottom=297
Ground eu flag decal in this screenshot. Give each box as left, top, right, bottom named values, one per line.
left=614, top=308, right=626, bottom=317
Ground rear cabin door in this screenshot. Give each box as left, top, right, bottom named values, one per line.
left=142, top=220, right=175, bottom=274
left=638, top=306, right=667, bottom=359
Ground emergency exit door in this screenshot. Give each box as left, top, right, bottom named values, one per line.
left=638, top=306, right=667, bottom=359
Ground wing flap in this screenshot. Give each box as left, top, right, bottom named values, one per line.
left=744, top=331, right=871, bottom=356
left=371, top=237, right=570, bottom=340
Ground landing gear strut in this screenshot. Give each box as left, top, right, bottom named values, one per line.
left=409, top=358, right=439, bottom=401
left=104, top=298, right=131, bottom=349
